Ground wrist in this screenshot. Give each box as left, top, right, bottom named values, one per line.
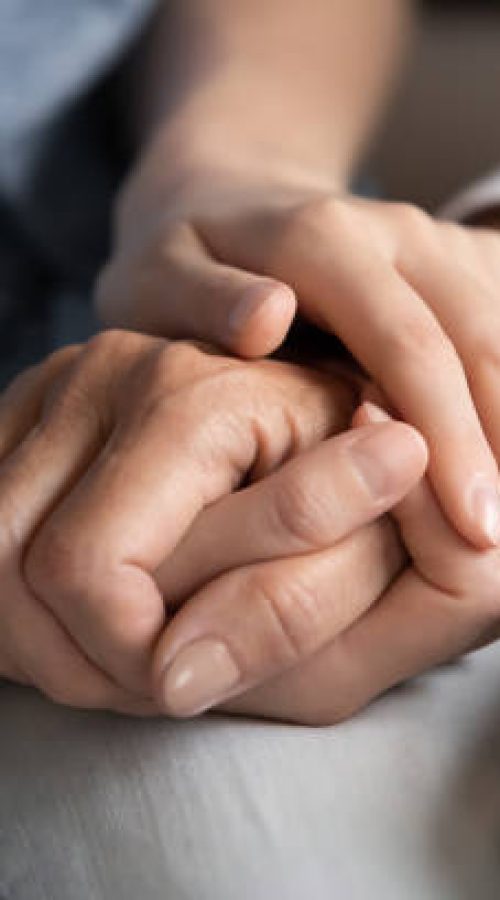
left=141, top=85, right=351, bottom=196
left=115, top=112, right=348, bottom=249
left=136, top=128, right=347, bottom=224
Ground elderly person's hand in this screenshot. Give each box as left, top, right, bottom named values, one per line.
left=0, top=332, right=425, bottom=714
left=156, top=401, right=500, bottom=726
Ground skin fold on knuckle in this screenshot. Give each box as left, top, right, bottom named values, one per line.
left=23, top=526, right=86, bottom=608
left=166, top=364, right=295, bottom=488
left=39, top=332, right=139, bottom=436
left=248, top=566, right=329, bottom=667
left=283, top=195, right=352, bottom=242
left=466, top=319, right=500, bottom=384
left=382, top=314, right=460, bottom=386
left=123, top=338, right=231, bottom=405
left=240, top=364, right=350, bottom=480
left=271, top=466, right=340, bottom=551
left=266, top=360, right=358, bottom=446
left=24, top=534, right=161, bottom=697
left=393, top=202, right=431, bottom=237
left=266, top=194, right=354, bottom=271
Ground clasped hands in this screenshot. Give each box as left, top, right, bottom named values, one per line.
left=1, top=332, right=499, bottom=725
left=6, top=132, right=500, bottom=723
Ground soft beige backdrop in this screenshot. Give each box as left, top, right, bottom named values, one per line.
left=369, top=6, right=500, bottom=210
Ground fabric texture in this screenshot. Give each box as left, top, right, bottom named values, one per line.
left=2, top=644, right=500, bottom=899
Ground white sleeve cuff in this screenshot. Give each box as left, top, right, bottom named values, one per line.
left=438, top=168, right=500, bottom=223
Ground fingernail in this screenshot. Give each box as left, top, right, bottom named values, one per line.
left=349, top=423, right=427, bottom=498
left=228, top=283, right=295, bottom=334
left=161, top=639, right=240, bottom=718
left=469, top=476, right=500, bottom=547
left=361, top=401, right=391, bottom=424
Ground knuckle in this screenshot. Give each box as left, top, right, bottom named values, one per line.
left=384, top=315, right=456, bottom=374
left=282, top=194, right=351, bottom=241
left=468, top=319, right=500, bottom=375
left=26, top=530, right=161, bottom=638
left=150, top=220, right=191, bottom=261
left=44, top=344, right=82, bottom=375
left=394, top=202, right=430, bottom=233
left=143, top=339, right=207, bottom=394
left=40, top=374, right=98, bottom=430
left=198, top=362, right=256, bottom=402
left=67, top=331, right=159, bottom=416
left=437, top=219, right=467, bottom=245
left=0, top=365, right=39, bottom=405
left=147, top=344, right=247, bottom=411
left=85, top=328, right=131, bottom=360
left=249, top=566, right=324, bottom=662
left=272, top=469, right=332, bottom=549
left=0, top=347, right=82, bottom=417
left=43, top=331, right=136, bottom=416
left=24, top=528, right=86, bottom=599
left=4, top=345, right=79, bottom=399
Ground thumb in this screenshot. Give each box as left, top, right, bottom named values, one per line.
left=151, top=419, right=428, bottom=718
left=95, top=225, right=296, bottom=358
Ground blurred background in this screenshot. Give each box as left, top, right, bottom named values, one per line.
left=370, top=0, right=500, bottom=210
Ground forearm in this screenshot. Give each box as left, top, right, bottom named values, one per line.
left=132, top=0, right=414, bottom=187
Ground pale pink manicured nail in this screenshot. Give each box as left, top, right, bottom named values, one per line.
left=469, top=476, right=500, bottom=547
left=161, top=639, right=240, bottom=718
left=228, top=283, right=295, bottom=334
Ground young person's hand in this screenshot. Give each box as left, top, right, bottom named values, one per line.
left=97, top=149, right=500, bottom=551
left=155, top=403, right=500, bottom=726
left=0, top=332, right=425, bottom=714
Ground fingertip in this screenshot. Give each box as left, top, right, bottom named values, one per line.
left=154, top=638, right=241, bottom=719
left=349, top=421, right=428, bottom=506
left=227, top=282, right=297, bottom=358
left=359, top=405, right=500, bottom=550
left=355, top=403, right=428, bottom=474
left=466, top=474, right=500, bottom=549
left=356, top=400, right=391, bottom=426
left=393, top=421, right=430, bottom=476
